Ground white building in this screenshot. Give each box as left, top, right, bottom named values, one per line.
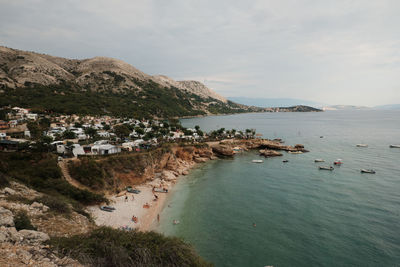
left=91, top=144, right=121, bottom=155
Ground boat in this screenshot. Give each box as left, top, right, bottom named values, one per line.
left=100, top=205, right=115, bottom=212
left=389, top=144, right=400, bottom=148
left=252, top=159, right=263, bottom=163
left=282, top=160, right=289, bottom=163
left=319, top=166, right=334, bottom=171
left=314, top=159, right=325, bottom=162
left=288, top=151, right=303, bottom=154
left=126, top=187, right=141, bottom=194
left=154, top=188, right=168, bottom=193
left=333, top=159, right=343, bottom=165
left=320, top=136, right=324, bottom=138
left=361, top=169, right=376, bottom=174
left=356, top=144, right=368, bottom=147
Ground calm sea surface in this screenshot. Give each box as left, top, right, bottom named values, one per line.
left=155, top=110, right=400, bottom=267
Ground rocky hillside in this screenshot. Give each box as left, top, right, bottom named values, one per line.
left=0, top=46, right=254, bottom=118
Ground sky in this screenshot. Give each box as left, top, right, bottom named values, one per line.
left=1, top=0, right=400, bottom=106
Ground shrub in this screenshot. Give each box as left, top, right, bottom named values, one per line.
left=0, top=172, right=9, bottom=188
left=49, top=227, right=212, bottom=267
left=35, top=195, right=71, bottom=214
left=0, top=152, right=106, bottom=206
left=14, top=210, right=36, bottom=231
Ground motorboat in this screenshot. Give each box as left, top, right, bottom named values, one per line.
left=333, top=159, right=343, bottom=165
left=100, top=205, right=115, bottom=212
left=154, top=188, right=168, bottom=193
left=389, top=144, right=400, bottom=148
left=356, top=144, right=368, bottom=147
left=361, top=169, right=376, bottom=174
left=314, top=159, right=325, bottom=162
left=319, top=166, right=334, bottom=171
left=282, top=160, right=289, bottom=163
left=252, top=159, right=263, bottom=163
left=126, top=187, right=141, bottom=194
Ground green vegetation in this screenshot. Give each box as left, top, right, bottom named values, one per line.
left=14, top=210, right=37, bottom=231
left=0, top=80, right=250, bottom=118
left=0, top=152, right=106, bottom=207
left=49, top=226, right=212, bottom=267
left=34, top=195, right=71, bottom=214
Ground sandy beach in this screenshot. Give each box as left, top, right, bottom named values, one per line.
left=87, top=178, right=174, bottom=231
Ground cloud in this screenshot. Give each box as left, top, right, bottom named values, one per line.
left=0, top=0, right=400, bottom=105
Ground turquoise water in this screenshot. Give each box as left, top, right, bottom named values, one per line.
left=156, top=111, right=400, bottom=267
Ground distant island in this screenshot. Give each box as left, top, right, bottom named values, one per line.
left=0, top=46, right=321, bottom=118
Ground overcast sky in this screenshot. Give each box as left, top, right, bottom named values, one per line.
left=1, top=0, right=400, bottom=106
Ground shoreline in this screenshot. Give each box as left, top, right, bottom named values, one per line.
left=86, top=138, right=308, bottom=231
left=87, top=160, right=198, bottom=232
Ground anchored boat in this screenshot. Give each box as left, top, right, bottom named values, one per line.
left=389, top=144, right=400, bottom=148
left=252, top=159, right=263, bottom=163
left=356, top=144, right=368, bottom=147
left=361, top=169, right=376, bottom=174
left=334, top=159, right=343, bottom=165
left=288, top=151, right=303, bottom=154
left=314, top=159, right=325, bottom=162
left=319, top=166, right=334, bottom=171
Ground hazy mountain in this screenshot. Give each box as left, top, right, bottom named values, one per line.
left=373, top=104, right=400, bottom=110
left=322, top=105, right=371, bottom=111
left=228, top=97, right=323, bottom=108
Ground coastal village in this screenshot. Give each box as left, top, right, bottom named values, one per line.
left=0, top=105, right=309, bottom=266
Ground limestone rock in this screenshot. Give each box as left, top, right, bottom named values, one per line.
left=211, top=144, right=234, bottom=157
left=194, top=157, right=208, bottom=163
left=3, top=187, right=16, bottom=195
left=0, top=207, right=14, bottom=227
left=30, top=202, right=49, bottom=212
left=18, top=230, right=49, bottom=244
left=161, top=170, right=177, bottom=181
left=259, top=149, right=283, bottom=157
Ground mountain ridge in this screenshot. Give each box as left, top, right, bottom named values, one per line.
left=0, top=46, right=250, bottom=118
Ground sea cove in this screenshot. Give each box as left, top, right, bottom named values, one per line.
left=156, top=110, right=400, bottom=267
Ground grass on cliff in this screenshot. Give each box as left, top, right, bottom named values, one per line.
left=49, top=226, right=212, bottom=267
left=0, top=152, right=106, bottom=209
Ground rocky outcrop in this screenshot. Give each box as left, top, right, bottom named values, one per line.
left=0, top=207, right=14, bottom=227
left=211, top=144, right=235, bottom=157
left=0, top=206, right=82, bottom=267
left=259, top=149, right=283, bottom=157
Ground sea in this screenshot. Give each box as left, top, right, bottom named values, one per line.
left=155, top=110, right=400, bottom=267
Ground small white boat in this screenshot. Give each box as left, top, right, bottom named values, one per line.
left=319, top=166, right=334, bottom=171
left=356, top=144, right=368, bottom=147
left=389, top=144, right=400, bottom=148
left=361, top=169, right=376, bottom=174
left=314, top=159, right=325, bottom=162
left=288, top=151, right=303, bottom=154
left=252, top=160, right=263, bottom=163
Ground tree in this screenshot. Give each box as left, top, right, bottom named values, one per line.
left=103, top=124, right=110, bottom=131
left=27, top=121, right=41, bottom=140
left=63, top=131, right=76, bottom=139
left=114, top=124, right=130, bottom=139
left=195, top=125, right=200, bottom=131
left=85, top=127, right=97, bottom=138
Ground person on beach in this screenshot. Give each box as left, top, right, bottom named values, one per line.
left=157, top=214, right=160, bottom=222
left=125, top=195, right=128, bottom=202
left=131, top=195, right=134, bottom=201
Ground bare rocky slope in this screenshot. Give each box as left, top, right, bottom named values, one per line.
left=0, top=46, right=255, bottom=117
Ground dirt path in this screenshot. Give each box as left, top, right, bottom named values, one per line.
left=58, top=159, right=94, bottom=192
